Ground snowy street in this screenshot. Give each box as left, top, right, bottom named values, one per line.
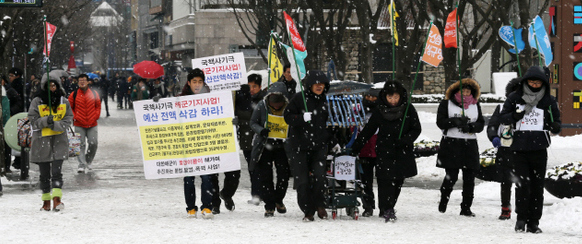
left=1, top=103, right=581, bottom=244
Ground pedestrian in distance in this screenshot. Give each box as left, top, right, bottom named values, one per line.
left=29, top=70, right=74, bottom=212
left=436, top=78, right=484, bottom=217
left=284, top=70, right=330, bottom=222
left=68, top=74, right=101, bottom=174
left=2, top=75, right=24, bottom=174
left=351, top=81, right=422, bottom=222
left=499, top=66, right=561, bottom=234
left=250, top=82, right=291, bottom=217
left=486, top=77, right=521, bottom=220
left=180, top=68, right=217, bottom=220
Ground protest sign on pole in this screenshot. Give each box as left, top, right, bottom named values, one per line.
left=43, top=22, right=56, bottom=57
left=133, top=91, right=241, bottom=179
left=191, top=52, right=247, bottom=92
left=422, top=24, right=443, bottom=67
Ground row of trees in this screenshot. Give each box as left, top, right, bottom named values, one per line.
left=229, top=0, right=549, bottom=89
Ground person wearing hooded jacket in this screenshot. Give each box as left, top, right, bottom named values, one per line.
left=485, top=77, right=521, bottom=220
left=436, top=78, right=485, bottom=217
left=352, top=81, right=421, bottom=222
left=284, top=70, right=330, bottom=221
left=250, top=82, right=291, bottom=217
left=180, top=68, right=217, bottom=219
left=499, top=66, right=561, bottom=234
left=29, top=71, right=74, bottom=211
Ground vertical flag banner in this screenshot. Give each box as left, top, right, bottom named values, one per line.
left=283, top=11, right=306, bottom=52
left=498, top=26, right=525, bottom=54
left=389, top=0, right=400, bottom=46
left=43, top=22, right=57, bottom=56
left=280, top=43, right=307, bottom=83
left=444, top=8, right=458, bottom=48
left=422, top=24, right=444, bottom=67
left=268, top=36, right=283, bottom=83
left=528, top=15, right=553, bottom=66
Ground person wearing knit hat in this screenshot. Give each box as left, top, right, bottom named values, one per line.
left=499, top=66, right=561, bottom=233
left=284, top=70, right=330, bottom=221
left=436, top=78, right=485, bottom=217
left=484, top=77, right=521, bottom=221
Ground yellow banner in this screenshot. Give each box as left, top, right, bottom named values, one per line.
left=140, top=118, right=237, bottom=161
left=269, top=36, right=283, bottom=83
left=38, top=104, right=66, bottom=136
left=266, top=114, right=288, bottom=139
left=389, top=0, right=400, bottom=46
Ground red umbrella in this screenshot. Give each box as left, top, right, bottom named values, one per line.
left=133, top=60, right=164, bottom=79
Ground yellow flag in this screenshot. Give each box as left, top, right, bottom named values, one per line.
left=268, top=36, right=283, bottom=84
left=389, top=0, right=400, bottom=46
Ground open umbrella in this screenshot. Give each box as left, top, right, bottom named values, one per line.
left=327, top=80, right=373, bottom=95
left=133, top=60, right=164, bottom=79
left=87, top=73, right=99, bottom=79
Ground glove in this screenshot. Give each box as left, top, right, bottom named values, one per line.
left=303, top=112, right=312, bottom=122
left=492, top=137, right=501, bottom=148
left=260, top=128, right=270, bottom=137
left=450, top=117, right=469, bottom=127
left=232, top=117, right=239, bottom=126
left=460, top=123, right=473, bottom=133
left=331, top=144, right=342, bottom=154
left=47, top=115, right=54, bottom=125
left=153, top=94, right=161, bottom=102
left=512, top=109, right=525, bottom=121
left=549, top=122, right=561, bottom=134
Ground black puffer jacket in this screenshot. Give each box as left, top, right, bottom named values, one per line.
left=284, top=71, right=330, bottom=151
left=499, top=66, right=561, bottom=151
left=235, top=85, right=266, bottom=151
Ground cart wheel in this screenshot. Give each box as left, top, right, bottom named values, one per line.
left=332, top=210, right=337, bottom=220
left=353, top=208, right=359, bottom=220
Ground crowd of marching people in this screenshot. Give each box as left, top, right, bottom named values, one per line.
left=0, top=64, right=561, bottom=234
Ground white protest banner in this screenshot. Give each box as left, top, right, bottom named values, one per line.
left=192, top=52, right=247, bottom=92
left=133, top=91, right=241, bottom=179
left=515, top=105, right=544, bottom=131
left=333, top=155, right=356, bottom=181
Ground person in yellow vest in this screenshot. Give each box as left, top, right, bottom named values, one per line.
left=29, top=71, right=74, bottom=211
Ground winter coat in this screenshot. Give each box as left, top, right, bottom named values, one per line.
left=131, top=83, right=150, bottom=101
left=4, top=84, right=23, bottom=116
left=249, top=82, right=289, bottom=171
left=29, top=76, right=74, bottom=163
left=499, top=66, right=561, bottom=152
left=352, top=82, right=421, bottom=179
left=9, top=77, right=24, bottom=104
left=68, top=87, right=101, bottom=128
left=436, top=78, right=484, bottom=170
left=1, top=86, right=10, bottom=126
left=149, top=81, right=168, bottom=99
left=278, top=76, right=297, bottom=100
left=235, top=85, right=266, bottom=151
left=284, top=71, right=330, bottom=151
left=117, top=78, right=129, bottom=95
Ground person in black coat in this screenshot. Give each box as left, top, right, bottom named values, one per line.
left=235, top=74, right=266, bottom=205
left=499, top=66, right=561, bottom=233
left=436, top=78, right=484, bottom=217
left=284, top=70, right=330, bottom=221
left=278, top=64, right=297, bottom=100
left=485, top=77, right=521, bottom=220
left=2, top=75, right=24, bottom=173
left=352, top=81, right=421, bottom=222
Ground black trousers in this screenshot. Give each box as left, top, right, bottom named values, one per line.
left=513, top=149, right=547, bottom=225
left=359, top=157, right=377, bottom=210
left=440, top=168, right=475, bottom=210
left=289, top=147, right=327, bottom=215
left=256, top=147, right=290, bottom=210
left=377, top=178, right=404, bottom=211
left=38, top=160, right=64, bottom=194
left=211, top=170, right=241, bottom=208
left=243, top=150, right=260, bottom=197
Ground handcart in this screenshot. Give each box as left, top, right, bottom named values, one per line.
left=325, top=153, right=365, bottom=220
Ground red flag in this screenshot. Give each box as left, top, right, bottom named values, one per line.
left=444, top=9, right=458, bottom=48
left=283, top=11, right=306, bottom=52
left=43, top=22, right=57, bottom=56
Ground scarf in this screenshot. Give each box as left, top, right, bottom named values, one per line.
left=454, top=92, right=478, bottom=109
left=378, top=103, right=405, bottom=121
left=521, top=83, right=546, bottom=114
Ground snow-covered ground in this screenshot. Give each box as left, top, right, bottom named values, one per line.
left=1, top=107, right=581, bottom=244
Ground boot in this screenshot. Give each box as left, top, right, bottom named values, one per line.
left=53, top=197, right=64, bottom=212
left=40, top=200, right=51, bottom=211
left=515, top=220, right=526, bottom=232
left=460, top=194, right=474, bottom=216
left=438, top=195, right=449, bottom=213
left=317, top=207, right=328, bottom=219
left=499, top=207, right=511, bottom=220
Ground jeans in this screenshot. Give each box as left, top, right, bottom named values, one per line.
left=184, top=174, right=215, bottom=211
left=38, top=160, right=64, bottom=194
left=76, top=126, right=99, bottom=169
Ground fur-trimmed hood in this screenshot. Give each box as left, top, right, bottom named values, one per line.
left=445, top=78, right=481, bottom=100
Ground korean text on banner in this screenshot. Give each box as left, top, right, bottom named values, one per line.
left=266, top=114, right=288, bottom=139
left=38, top=104, right=67, bottom=136
left=444, top=8, right=458, bottom=48
left=191, top=52, right=247, bottom=92
left=283, top=11, right=306, bottom=52
left=269, top=37, right=283, bottom=83
left=389, top=0, right=400, bottom=46
left=333, top=156, right=356, bottom=181
left=422, top=24, right=443, bottom=67
left=133, top=91, right=241, bottom=179
left=43, top=22, right=57, bottom=56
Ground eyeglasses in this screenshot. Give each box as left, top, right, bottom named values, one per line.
left=8, top=74, right=15, bottom=77
left=528, top=80, right=543, bottom=85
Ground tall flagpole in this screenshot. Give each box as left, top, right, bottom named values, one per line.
left=391, top=0, right=396, bottom=80
left=510, top=21, right=522, bottom=76
left=455, top=3, right=465, bottom=116
left=284, top=12, right=309, bottom=114
left=44, top=15, right=52, bottom=115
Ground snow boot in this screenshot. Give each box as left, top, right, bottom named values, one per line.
left=220, top=191, right=235, bottom=211
left=499, top=207, right=511, bottom=220
left=276, top=203, right=287, bottom=214
left=52, top=188, right=64, bottom=212
left=264, top=210, right=275, bottom=218
left=459, top=208, right=475, bottom=217
left=302, top=214, right=314, bottom=222
left=384, top=209, right=397, bottom=222
left=362, top=208, right=373, bottom=217
left=460, top=195, right=474, bottom=217
left=40, top=201, right=51, bottom=211
left=317, top=207, right=328, bottom=219
left=515, top=220, right=526, bottom=232
left=438, top=196, right=449, bottom=213
left=526, top=224, right=542, bottom=234
left=212, top=206, right=220, bottom=215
